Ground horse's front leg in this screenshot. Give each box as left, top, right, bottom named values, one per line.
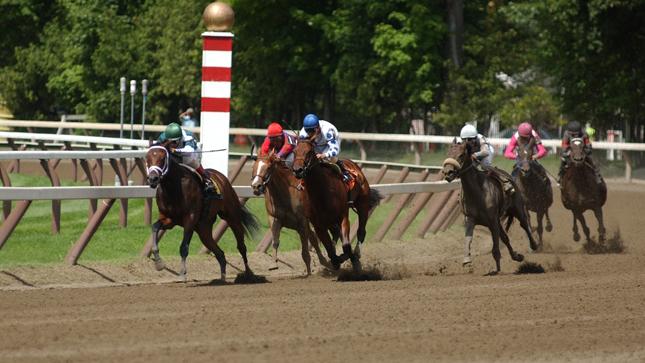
left=269, top=218, right=282, bottom=271
left=340, top=215, right=361, bottom=273
left=500, top=225, right=524, bottom=262
left=487, top=221, right=502, bottom=275
left=536, top=210, right=544, bottom=244
left=179, top=229, right=194, bottom=282
left=593, top=207, right=606, bottom=243
left=575, top=211, right=591, bottom=243
left=314, top=223, right=342, bottom=270
left=463, top=216, right=475, bottom=266
left=545, top=209, right=553, bottom=232
left=572, top=212, right=580, bottom=242
left=296, top=228, right=312, bottom=276
left=151, top=220, right=165, bottom=271
left=307, top=226, right=332, bottom=269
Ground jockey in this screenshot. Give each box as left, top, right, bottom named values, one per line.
left=298, top=113, right=350, bottom=182
left=458, top=124, right=494, bottom=166
left=504, top=122, right=548, bottom=182
left=558, top=120, right=603, bottom=185
left=260, top=122, right=297, bottom=166
left=157, top=122, right=221, bottom=199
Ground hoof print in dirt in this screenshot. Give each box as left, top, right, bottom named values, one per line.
left=234, top=272, right=269, bottom=284
left=515, top=261, right=545, bottom=274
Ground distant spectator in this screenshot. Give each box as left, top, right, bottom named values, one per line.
left=179, top=108, right=197, bottom=128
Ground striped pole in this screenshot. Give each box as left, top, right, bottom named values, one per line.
left=200, top=32, right=233, bottom=176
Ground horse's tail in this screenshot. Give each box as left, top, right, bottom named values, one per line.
left=239, top=204, right=261, bottom=239
left=368, top=188, right=384, bottom=210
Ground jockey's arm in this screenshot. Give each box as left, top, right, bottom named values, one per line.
left=260, top=137, right=271, bottom=156
left=324, top=130, right=340, bottom=158
left=503, top=136, right=518, bottom=160
left=535, top=142, right=548, bottom=159
left=277, top=133, right=296, bottom=158
left=472, top=137, right=490, bottom=161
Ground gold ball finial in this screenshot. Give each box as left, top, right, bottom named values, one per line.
left=203, top=1, right=235, bottom=32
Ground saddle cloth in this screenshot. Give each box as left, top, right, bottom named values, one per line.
left=180, top=163, right=222, bottom=195
left=322, top=162, right=358, bottom=192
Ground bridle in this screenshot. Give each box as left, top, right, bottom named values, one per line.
left=293, top=141, right=317, bottom=178
left=253, top=156, right=275, bottom=190
left=146, top=145, right=170, bottom=178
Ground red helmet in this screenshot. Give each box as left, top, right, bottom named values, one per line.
left=518, top=122, right=533, bottom=137
left=267, top=122, right=283, bottom=137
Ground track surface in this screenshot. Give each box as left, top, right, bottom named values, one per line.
left=1, top=183, right=645, bottom=362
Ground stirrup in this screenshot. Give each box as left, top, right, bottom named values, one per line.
left=204, top=184, right=222, bottom=200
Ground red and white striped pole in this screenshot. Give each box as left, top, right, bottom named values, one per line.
left=201, top=2, right=235, bottom=176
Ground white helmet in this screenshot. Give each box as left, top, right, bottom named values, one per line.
left=460, top=124, right=478, bottom=139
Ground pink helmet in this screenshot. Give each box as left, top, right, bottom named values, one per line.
left=518, top=122, right=533, bottom=137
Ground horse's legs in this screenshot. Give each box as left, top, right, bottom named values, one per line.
left=463, top=216, right=475, bottom=265
left=307, top=226, right=331, bottom=269
left=593, top=207, right=606, bottom=243
left=229, top=220, right=251, bottom=273
left=575, top=211, right=591, bottom=242
left=313, top=223, right=343, bottom=270
left=499, top=225, right=524, bottom=262
left=178, top=229, right=194, bottom=282
left=196, top=224, right=227, bottom=282
left=269, top=218, right=282, bottom=271
left=296, top=229, right=312, bottom=276
left=340, top=215, right=361, bottom=272
left=536, top=210, right=544, bottom=243
left=545, top=209, right=553, bottom=232
left=571, top=212, right=580, bottom=242
left=488, top=220, right=502, bottom=275
left=513, top=201, right=538, bottom=251
left=151, top=220, right=165, bottom=271
left=353, top=200, right=370, bottom=259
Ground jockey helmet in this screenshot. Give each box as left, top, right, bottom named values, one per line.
left=567, top=121, right=582, bottom=133
left=460, top=124, right=478, bottom=139
left=267, top=122, right=283, bottom=137
left=164, top=123, right=183, bottom=141
left=303, top=114, right=320, bottom=130
left=518, top=122, right=533, bottom=137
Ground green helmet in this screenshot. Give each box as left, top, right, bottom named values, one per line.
left=164, top=123, right=182, bottom=141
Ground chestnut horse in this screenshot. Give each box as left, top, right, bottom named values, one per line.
left=251, top=151, right=331, bottom=275
left=514, top=138, right=553, bottom=243
left=560, top=138, right=607, bottom=243
left=442, top=141, right=538, bottom=274
left=292, top=139, right=382, bottom=271
left=146, top=143, right=259, bottom=281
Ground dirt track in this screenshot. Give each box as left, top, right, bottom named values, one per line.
left=1, top=182, right=645, bottom=362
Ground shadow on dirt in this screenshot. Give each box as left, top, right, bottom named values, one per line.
left=334, top=262, right=411, bottom=282
left=234, top=271, right=270, bottom=284
left=515, top=261, right=545, bottom=274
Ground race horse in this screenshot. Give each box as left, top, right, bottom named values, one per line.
left=560, top=138, right=607, bottom=243
left=251, top=150, right=331, bottom=275
left=145, top=143, right=259, bottom=282
left=442, top=140, right=538, bottom=274
left=292, top=139, right=382, bottom=272
left=514, top=138, right=553, bottom=244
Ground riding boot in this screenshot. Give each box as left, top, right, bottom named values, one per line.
left=196, top=165, right=222, bottom=200
left=336, top=160, right=352, bottom=183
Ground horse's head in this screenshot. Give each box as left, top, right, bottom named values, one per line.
left=568, top=137, right=586, bottom=165
left=292, top=138, right=316, bottom=179
left=442, top=139, right=470, bottom=182
left=146, top=145, right=170, bottom=188
left=251, top=150, right=279, bottom=195
left=517, top=138, right=536, bottom=176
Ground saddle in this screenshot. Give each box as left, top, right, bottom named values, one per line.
left=180, top=163, right=223, bottom=195
left=322, top=161, right=358, bottom=191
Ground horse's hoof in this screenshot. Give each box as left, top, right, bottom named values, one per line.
left=154, top=259, right=165, bottom=271
left=485, top=270, right=499, bottom=276
left=462, top=256, right=472, bottom=265
left=573, top=233, right=580, bottom=242
left=179, top=273, right=187, bottom=283
left=546, top=224, right=553, bottom=232
left=513, top=253, right=524, bottom=262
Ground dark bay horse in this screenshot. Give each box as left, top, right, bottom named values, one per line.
left=560, top=138, right=607, bottom=243
left=251, top=151, right=330, bottom=275
left=292, top=139, right=382, bottom=271
left=514, top=138, right=553, bottom=244
left=146, top=143, right=259, bottom=282
left=442, top=141, right=538, bottom=274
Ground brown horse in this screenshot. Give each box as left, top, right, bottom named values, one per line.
left=292, top=139, right=382, bottom=271
left=560, top=138, right=607, bottom=243
left=146, top=143, right=259, bottom=282
left=514, top=138, right=553, bottom=244
left=442, top=141, right=538, bottom=274
left=250, top=150, right=331, bottom=275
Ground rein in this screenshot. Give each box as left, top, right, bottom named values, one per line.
left=147, top=145, right=170, bottom=177
left=443, top=157, right=476, bottom=176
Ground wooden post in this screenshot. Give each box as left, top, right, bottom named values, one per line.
left=7, top=139, right=25, bottom=173
left=416, top=190, right=457, bottom=238
left=79, top=159, right=98, bottom=218
left=622, top=150, right=632, bottom=182
left=356, top=140, right=367, bottom=161
left=134, top=158, right=152, bottom=225
left=39, top=158, right=61, bottom=234
left=383, top=167, right=410, bottom=203
left=348, top=164, right=389, bottom=242
left=390, top=171, right=440, bottom=240
left=66, top=199, right=116, bottom=265
left=0, top=201, right=31, bottom=250
left=372, top=169, right=428, bottom=242
left=0, top=162, right=11, bottom=220
left=90, top=143, right=103, bottom=185
left=255, top=229, right=273, bottom=253
left=427, top=191, right=460, bottom=234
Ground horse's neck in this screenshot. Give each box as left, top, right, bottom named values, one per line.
left=459, top=162, right=484, bottom=196
left=304, top=163, right=336, bottom=192
left=159, top=160, right=190, bottom=199
left=266, top=163, right=298, bottom=202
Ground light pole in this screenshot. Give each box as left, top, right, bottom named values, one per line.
left=141, top=79, right=148, bottom=140
left=130, top=80, right=136, bottom=139
left=119, top=77, right=126, bottom=138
